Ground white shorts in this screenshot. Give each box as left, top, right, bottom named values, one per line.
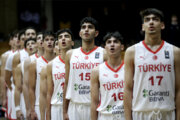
left=132, top=110, right=175, bottom=120
left=68, top=101, right=90, bottom=120
left=98, top=113, right=125, bottom=120
left=51, top=104, right=63, bottom=120
left=35, top=105, right=40, bottom=120
left=8, top=85, right=16, bottom=119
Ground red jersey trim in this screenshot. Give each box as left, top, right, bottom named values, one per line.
left=142, top=40, right=165, bottom=54
left=105, top=61, right=124, bottom=73
left=41, top=56, right=48, bottom=63
left=35, top=53, right=39, bottom=58
left=80, top=46, right=98, bottom=55
left=59, top=56, right=65, bottom=64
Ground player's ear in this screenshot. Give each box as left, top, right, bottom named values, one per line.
left=95, top=30, right=99, bottom=37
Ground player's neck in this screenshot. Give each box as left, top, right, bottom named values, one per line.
left=145, top=34, right=162, bottom=46
left=61, top=49, right=70, bottom=61
left=107, top=56, right=122, bottom=69
left=43, top=50, right=55, bottom=62
left=81, top=40, right=95, bottom=53
left=37, top=48, right=44, bottom=57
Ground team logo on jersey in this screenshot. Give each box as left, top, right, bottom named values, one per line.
left=85, top=56, right=89, bottom=60
left=152, top=55, right=158, bottom=60
left=164, top=50, right=169, bottom=59
left=95, top=52, right=100, bottom=59
left=114, top=74, right=118, bottom=78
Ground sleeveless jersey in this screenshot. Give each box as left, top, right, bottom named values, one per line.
left=66, top=46, right=104, bottom=104
left=30, top=53, right=39, bottom=62
left=133, top=40, right=175, bottom=111
left=51, top=56, right=65, bottom=105
left=35, top=56, right=48, bottom=105
left=97, top=61, right=124, bottom=115
left=20, top=49, right=29, bottom=63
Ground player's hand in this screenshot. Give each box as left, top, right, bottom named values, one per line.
left=16, top=110, right=24, bottom=120
left=63, top=113, right=69, bottom=120
left=30, top=110, right=38, bottom=120
left=26, top=109, right=31, bottom=120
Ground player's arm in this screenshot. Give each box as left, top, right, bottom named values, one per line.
left=12, top=53, right=20, bottom=83
left=5, top=55, right=13, bottom=90
left=39, top=66, right=47, bottom=120
left=124, top=46, right=135, bottom=120
left=63, top=49, right=73, bottom=120
left=174, top=46, right=180, bottom=120
left=103, top=49, right=108, bottom=61
left=28, top=61, right=37, bottom=119
left=0, top=54, right=8, bottom=108
left=14, top=63, right=24, bottom=119
left=46, top=63, right=53, bottom=120
left=91, top=66, right=100, bottom=120
left=22, top=58, right=31, bottom=119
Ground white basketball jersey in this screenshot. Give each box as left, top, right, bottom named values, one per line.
left=30, top=53, right=39, bottom=62
left=97, top=62, right=124, bottom=115
left=133, top=40, right=175, bottom=111
left=35, top=56, right=48, bottom=105
left=51, top=56, right=65, bottom=105
left=66, top=47, right=104, bottom=104
left=20, top=49, right=29, bottom=63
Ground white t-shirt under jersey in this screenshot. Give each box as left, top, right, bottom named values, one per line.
left=133, top=40, right=175, bottom=111
left=35, top=56, right=48, bottom=105
left=97, top=61, right=124, bottom=116
left=51, top=56, right=65, bottom=105
left=66, top=46, right=104, bottom=104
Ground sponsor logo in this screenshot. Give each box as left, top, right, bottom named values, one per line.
left=164, top=50, right=169, bottom=59
left=74, top=83, right=90, bottom=94
left=95, top=52, right=100, bottom=59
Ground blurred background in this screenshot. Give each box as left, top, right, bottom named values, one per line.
left=0, top=0, right=180, bottom=54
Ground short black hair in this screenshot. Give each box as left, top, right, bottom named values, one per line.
left=80, top=17, right=99, bottom=30
left=18, top=29, right=25, bottom=40
left=140, top=8, right=164, bottom=22
left=103, top=31, right=124, bottom=44
left=56, top=28, right=74, bottom=41
left=43, top=31, right=56, bottom=41
left=24, top=38, right=36, bottom=48
left=25, top=26, right=37, bottom=34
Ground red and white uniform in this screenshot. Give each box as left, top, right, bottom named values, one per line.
left=133, top=40, right=175, bottom=120
left=66, top=46, right=104, bottom=120
left=51, top=56, right=65, bottom=120
left=35, top=56, right=48, bottom=120
left=97, top=61, right=125, bottom=120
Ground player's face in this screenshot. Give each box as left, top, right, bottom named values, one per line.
left=58, top=32, right=73, bottom=50
left=43, top=36, right=55, bottom=51
left=105, top=37, right=123, bottom=57
left=20, top=34, right=26, bottom=48
left=79, top=22, right=98, bottom=42
left=14, top=33, right=21, bottom=48
left=26, top=40, right=37, bottom=55
left=25, top=29, right=36, bottom=39
left=54, top=40, right=61, bottom=56
left=142, top=14, right=165, bottom=35
left=36, top=34, right=43, bottom=48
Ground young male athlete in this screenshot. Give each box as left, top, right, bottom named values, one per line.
left=124, top=8, right=180, bottom=120
left=14, top=38, right=37, bottom=119
left=46, top=29, right=74, bottom=120
left=91, top=31, right=125, bottom=120
left=29, top=31, right=55, bottom=120
left=63, top=17, right=107, bottom=120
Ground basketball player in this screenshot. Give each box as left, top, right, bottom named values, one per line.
left=39, top=37, right=61, bottom=120
left=124, top=8, right=180, bottom=120
left=14, top=38, right=37, bottom=119
left=91, top=31, right=125, bottom=120
left=63, top=17, right=107, bottom=120
left=46, top=29, right=74, bottom=120
left=29, top=31, right=55, bottom=120
left=23, top=32, right=44, bottom=119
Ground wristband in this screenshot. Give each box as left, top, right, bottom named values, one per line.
left=15, top=106, right=21, bottom=111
